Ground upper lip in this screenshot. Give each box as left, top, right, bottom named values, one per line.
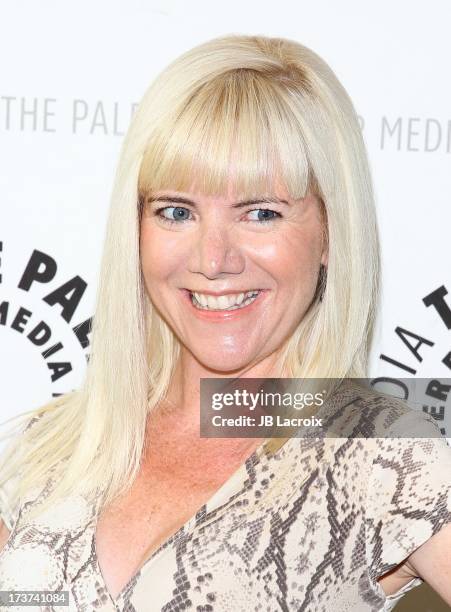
left=183, top=288, right=263, bottom=296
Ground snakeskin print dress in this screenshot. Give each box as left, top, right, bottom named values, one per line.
left=1, top=381, right=451, bottom=611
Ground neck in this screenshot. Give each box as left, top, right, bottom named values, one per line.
left=145, top=348, right=284, bottom=461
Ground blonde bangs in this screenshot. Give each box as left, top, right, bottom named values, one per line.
left=138, top=69, right=316, bottom=202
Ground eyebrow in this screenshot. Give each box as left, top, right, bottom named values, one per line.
left=146, top=195, right=290, bottom=208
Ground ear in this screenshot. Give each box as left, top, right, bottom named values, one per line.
left=319, top=202, right=328, bottom=267
left=320, top=241, right=328, bottom=267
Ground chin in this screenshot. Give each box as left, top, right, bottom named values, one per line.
left=194, top=353, right=255, bottom=375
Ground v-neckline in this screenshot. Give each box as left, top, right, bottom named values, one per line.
left=88, top=379, right=361, bottom=606
left=91, top=437, right=275, bottom=606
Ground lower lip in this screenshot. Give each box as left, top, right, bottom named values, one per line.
left=180, top=289, right=268, bottom=321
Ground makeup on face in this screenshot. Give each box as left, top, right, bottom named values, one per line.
left=139, top=184, right=327, bottom=372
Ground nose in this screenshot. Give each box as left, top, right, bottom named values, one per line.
left=187, top=221, right=245, bottom=279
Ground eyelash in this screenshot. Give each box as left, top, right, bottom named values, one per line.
left=153, top=206, right=283, bottom=226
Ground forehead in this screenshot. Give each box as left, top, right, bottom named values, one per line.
left=150, top=175, right=303, bottom=204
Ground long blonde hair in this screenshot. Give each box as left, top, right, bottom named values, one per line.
left=0, top=34, right=380, bottom=520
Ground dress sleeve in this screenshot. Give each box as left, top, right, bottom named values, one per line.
left=365, top=410, right=451, bottom=585
left=0, top=475, right=21, bottom=531
left=0, top=412, right=45, bottom=532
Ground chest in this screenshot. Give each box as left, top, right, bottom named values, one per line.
left=0, top=440, right=391, bottom=611
left=93, top=469, right=367, bottom=609
left=93, top=446, right=259, bottom=601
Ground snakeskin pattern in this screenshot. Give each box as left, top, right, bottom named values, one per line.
left=1, top=381, right=451, bottom=611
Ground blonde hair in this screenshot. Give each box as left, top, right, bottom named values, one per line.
left=0, top=34, right=380, bottom=521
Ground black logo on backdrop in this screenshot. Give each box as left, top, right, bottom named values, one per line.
left=378, top=285, right=451, bottom=435
left=0, top=242, right=92, bottom=397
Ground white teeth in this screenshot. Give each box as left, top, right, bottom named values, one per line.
left=190, top=290, right=261, bottom=311
left=198, top=294, right=208, bottom=307
left=216, top=295, right=230, bottom=309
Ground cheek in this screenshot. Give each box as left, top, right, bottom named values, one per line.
left=140, top=227, right=158, bottom=278
left=256, top=228, right=323, bottom=288
left=140, top=224, right=181, bottom=281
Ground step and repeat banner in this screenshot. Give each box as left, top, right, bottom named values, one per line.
left=1, top=1, right=450, bottom=435
left=0, top=2, right=450, bottom=609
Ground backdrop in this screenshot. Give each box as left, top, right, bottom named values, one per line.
left=1, top=3, right=450, bottom=433
left=0, top=0, right=451, bottom=426
left=1, top=2, right=450, bottom=609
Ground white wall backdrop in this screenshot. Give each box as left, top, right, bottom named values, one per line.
left=1, top=0, right=450, bottom=441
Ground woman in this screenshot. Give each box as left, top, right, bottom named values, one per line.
left=0, top=34, right=450, bottom=611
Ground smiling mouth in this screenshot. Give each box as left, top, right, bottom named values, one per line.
left=185, top=289, right=264, bottom=311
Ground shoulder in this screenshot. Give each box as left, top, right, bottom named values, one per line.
left=0, top=477, right=20, bottom=531
left=321, top=379, right=444, bottom=441
left=318, top=381, right=451, bottom=498
left=361, top=397, right=451, bottom=584
left=325, top=384, right=451, bottom=596
left=0, top=411, right=48, bottom=530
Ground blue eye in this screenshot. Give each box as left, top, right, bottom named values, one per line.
left=154, top=206, right=282, bottom=225
left=246, top=209, right=282, bottom=223
left=155, top=206, right=192, bottom=225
